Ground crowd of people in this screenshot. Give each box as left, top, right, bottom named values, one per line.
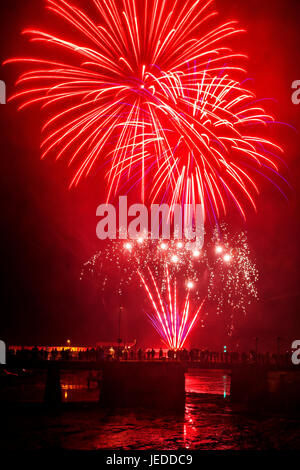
left=7, top=345, right=292, bottom=366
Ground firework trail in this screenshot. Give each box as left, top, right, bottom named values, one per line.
left=138, top=265, right=205, bottom=350
left=146, top=70, right=285, bottom=222
left=82, top=236, right=209, bottom=300
left=4, top=0, right=287, bottom=219
left=82, top=228, right=258, bottom=344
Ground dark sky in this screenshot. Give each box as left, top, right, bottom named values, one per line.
left=0, top=0, right=300, bottom=351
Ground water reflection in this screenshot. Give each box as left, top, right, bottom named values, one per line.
left=1, top=370, right=300, bottom=450
left=61, top=371, right=99, bottom=402
left=185, top=370, right=230, bottom=396
left=59, top=370, right=231, bottom=403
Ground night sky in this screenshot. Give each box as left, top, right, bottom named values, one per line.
left=0, top=0, right=300, bottom=351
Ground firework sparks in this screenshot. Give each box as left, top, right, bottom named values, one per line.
left=4, top=0, right=286, bottom=218
left=138, top=266, right=205, bottom=350
left=82, top=226, right=258, bottom=341
left=147, top=70, right=285, bottom=221
left=207, top=224, right=259, bottom=334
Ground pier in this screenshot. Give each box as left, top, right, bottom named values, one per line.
left=1, top=357, right=300, bottom=412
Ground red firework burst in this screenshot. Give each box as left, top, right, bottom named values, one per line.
left=4, top=0, right=285, bottom=219
left=138, top=265, right=205, bottom=350
left=143, top=70, right=284, bottom=221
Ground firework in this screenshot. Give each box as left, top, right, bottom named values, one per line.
left=146, top=70, right=285, bottom=222
left=138, top=265, right=205, bottom=350
left=4, top=0, right=286, bottom=218
left=207, top=225, right=259, bottom=334
left=82, top=236, right=208, bottom=300
left=82, top=227, right=258, bottom=342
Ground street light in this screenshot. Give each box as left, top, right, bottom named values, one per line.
left=118, top=306, right=124, bottom=347
left=277, top=336, right=281, bottom=356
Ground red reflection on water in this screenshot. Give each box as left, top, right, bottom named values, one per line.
left=185, top=370, right=230, bottom=396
